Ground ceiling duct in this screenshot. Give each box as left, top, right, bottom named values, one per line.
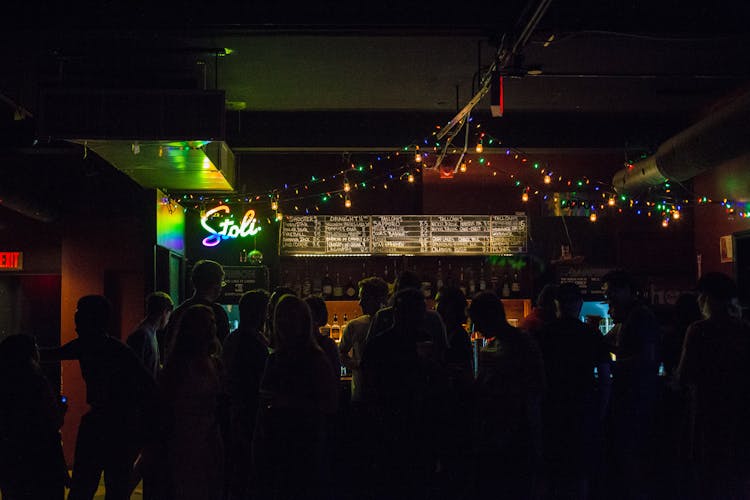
left=612, top=89, right=750, bottom=194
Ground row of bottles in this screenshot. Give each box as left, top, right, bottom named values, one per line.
left=320, top=312, right=349, bottom=342
left=282, top=265, right=360, bottom=300
left=417, top=260, right=522, bottom=300
left=280, top=257, right=526, bottom=301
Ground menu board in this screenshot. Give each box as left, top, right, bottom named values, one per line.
left=219, top=266, right=270, bottom=303
left=279, top=215, right=370, bottom=255
left=281, top=215, right=527, bottom=256
left=558, top=266, right=610, bottom=300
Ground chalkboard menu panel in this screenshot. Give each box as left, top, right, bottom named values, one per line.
left=323, top=216, right=371, bottom=254
left=490, top=215, right=528, bottom=254
left=371, top=215, right=428, bottom=254
left=279, top=216, right=325, bottom=253
left=280, top=215, right=527, bottom=256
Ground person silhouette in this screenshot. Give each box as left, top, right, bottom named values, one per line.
left=0, top=334, right=69, bottom=500
left=252, top=295, right=338, bottom=500
left=164, top=260, right=230, bottom=361
left=469, top=291, right=545, bottom=500
left=127, top=291, right=173, bottom=379
left=41, top=295, right=155, bottom=500
left=536, top=283, right=610, bottom=499
left=157, top=304, right=226, bottom=500
left=676, top=272, right=750, bottom=499
left=222, top=289, right=270, bottom=500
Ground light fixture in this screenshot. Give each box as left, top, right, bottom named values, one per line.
left=544, top=175, right=551, bottom=184
left=589, top=213, right=597, bottom=222
left=608, top=198, right=616, bottom=207
left=475, top=141, right=483, bottom=154
left=408, top=173, right=415, bottom=183
left=344, top=195, right=352, bottom=208
left=521, top=192, right=529, bottom=202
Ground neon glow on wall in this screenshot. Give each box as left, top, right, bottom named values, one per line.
left=201, top=205, right=261, bottom=247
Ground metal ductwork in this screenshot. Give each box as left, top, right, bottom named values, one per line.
left=612, top=89, right=750, bottom=193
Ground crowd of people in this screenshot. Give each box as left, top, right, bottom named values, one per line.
left=0, top=259, right=749, bottom=500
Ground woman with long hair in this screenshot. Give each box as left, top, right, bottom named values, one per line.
left=252, top=295, right=338, bottom=499
left=155, top=304, right=225, bottom=500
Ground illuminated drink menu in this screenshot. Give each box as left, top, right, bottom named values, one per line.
left=280, top=215, right=527, bottom=256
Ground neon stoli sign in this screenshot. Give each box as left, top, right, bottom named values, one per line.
left=201, top=205, right=261, bottom=247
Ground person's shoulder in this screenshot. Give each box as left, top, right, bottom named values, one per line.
left=317, top=335, right=337, bottom=351
left=223, top=329, right=240, bottom=348
left=348, top=315, right=371, bottom=327
left=212, top=302, right=229, bottom=318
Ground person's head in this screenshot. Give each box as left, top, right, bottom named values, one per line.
left=171, top=304, right=217, bottom=358
left=265, top=287, right=296, bottom=339
left=601, top=270, right=636, bottom=322
left=0, top=334, right=39, bottom=370
left=394, top=270, right=421, bottom=293
left=435, top=286, right=467, bottom=327
left=468, top=291, right=508, bottom=336
left=239, top=289, right=270, bottom=331
left=304, top=296, right=328, bottom=329
left=536, top=284, right=559, bottom=320
left=358, top=277, right=389, bottom=316
left=75, top=295, right=112, bottom=338
left=674, top=293, right=701, bottom=324
left=555, top=282, right=583, bottom=319
left=696, top=272, right=739, bottom=319
left=191, top=260, right=225, bottom=301
left=392, top=288, right=426, bottom=331
left=145, top=292, right=174, bottom=330
left=273, top=295, right=318, bottom=354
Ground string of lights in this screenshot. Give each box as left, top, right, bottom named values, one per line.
left=160, top=119, right=747, bottom=228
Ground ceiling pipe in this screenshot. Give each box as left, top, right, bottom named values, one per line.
left=612, top=89, right=750, bottom=194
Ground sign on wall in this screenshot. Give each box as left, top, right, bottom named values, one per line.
left=201, top=205, right=261, bottom=247
left=280, top=214, right=527, bottom=256
left=0, top=252, right=23, bottom=271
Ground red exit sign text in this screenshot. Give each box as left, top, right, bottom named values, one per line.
left=0, top=252, right=23, bottom=270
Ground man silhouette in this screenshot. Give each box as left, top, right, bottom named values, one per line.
left=42, top=295, right=155, bottom=500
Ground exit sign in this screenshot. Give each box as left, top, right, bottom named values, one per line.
left=0, top=252, right=23, bottom=270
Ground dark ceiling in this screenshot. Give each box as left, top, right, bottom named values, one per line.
left=1, top=0, right=749, bottom=207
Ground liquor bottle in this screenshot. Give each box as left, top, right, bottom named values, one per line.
left=333, top=272, right=344, bottom=299
left=322, top=266, right=333, bottom=299
left=312, top=269, right=322, bottom=296
left=331, top=314, right=341, bottom=341
left=302, top=271, right=312, bottom=298
left=320, top=319, right=331, bottom=337
left=446, top=262, right=454, bottom=288
left=501, top=274, right=511, bottom=298
left=421, top=271, right=433, bottom=299
left=511, top=272, right=521, bottom=298
left=240, top=248, right=247, bottom=263
left=479, top=263, right=487, bottom=291
left=459, top=268, right=467, bottom=296
left=282, top=270, right=292, bottom=290
left=383, top=264, right=390, bottom=285
left=467, top=267, right=476, bottom=296
left=361, top=262, right=367, bottom=281
left=490, top=268, right=499, bottom=293
left=343, top=313, right=349, bottom=325
left=293, top=272, right=303, bottom=297
left=344, top=276, right=358, bottom=300
left=436, top=260, right=444, bottom=293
